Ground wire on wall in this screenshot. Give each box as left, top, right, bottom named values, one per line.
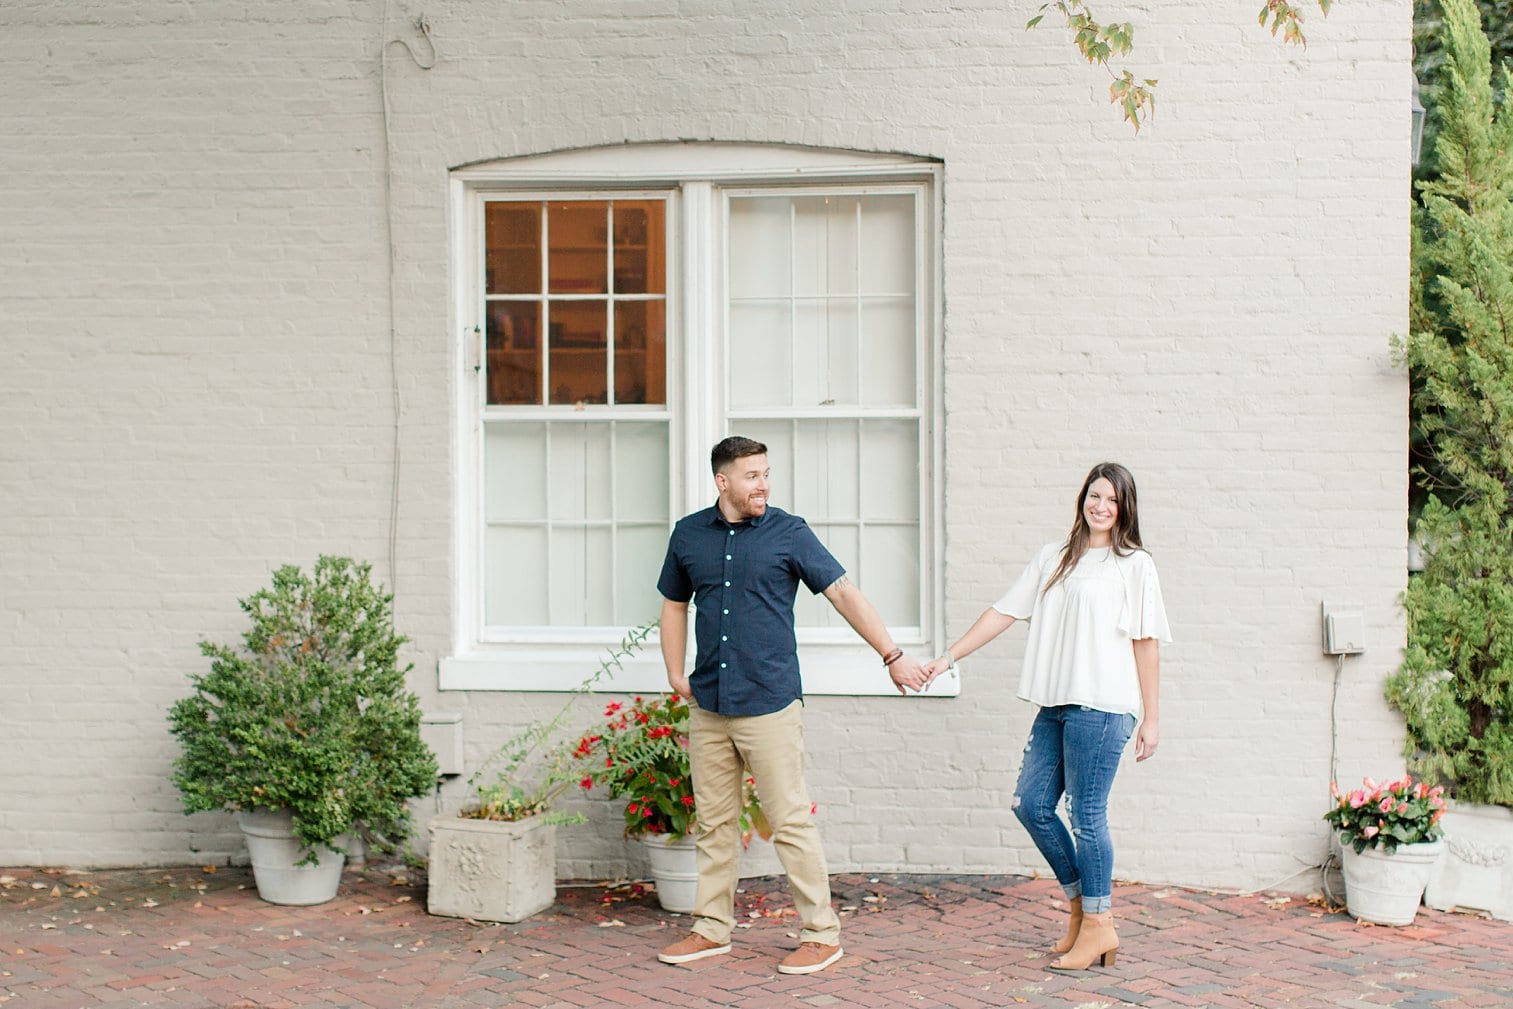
left=378, top=6, right=438, bottom=595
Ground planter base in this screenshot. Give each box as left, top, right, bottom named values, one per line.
left=1425, top=803, right=1513, bottom=922
left=1340, top=838, right=1443, bottom=926
left=640, top=834, right=698, bottom=914
left=427, top=813, right=557, bottom=923
left=236, top=809, right=349, bottom=906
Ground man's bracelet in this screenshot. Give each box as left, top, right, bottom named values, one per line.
left=882, top=647, right=904, bottom=667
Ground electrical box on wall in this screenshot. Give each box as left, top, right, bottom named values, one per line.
left=421, top=712, right=465, bottom=777
left=1321, top=602, right=1366, bottom=656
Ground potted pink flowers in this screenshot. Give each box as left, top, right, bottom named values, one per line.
left=1324, top=775, right=1446, bottom=925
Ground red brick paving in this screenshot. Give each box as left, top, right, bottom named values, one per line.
left=2, top=865, right=1509, bottom=1008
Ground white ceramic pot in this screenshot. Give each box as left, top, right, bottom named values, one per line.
left=1339, top=836, right=1443, bottom=926
left=640, top=833, right=698, bottom=913
left=236, top=808, right=349, bottom=906
left=426, top=812, right=557, bottom=923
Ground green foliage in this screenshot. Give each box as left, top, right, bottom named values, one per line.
left=1323, top=775, right=1447, bottom=853
left=1388, top=0, right=1513, bottom=809
left=1029, top=2, right=1155, bottom=131
left=167, top=557, right=438, bottom=856
left=1026, top=1, right=1331, bottom=133
left=571, top=694, right=768, bottom=842
left=461, top=622, right=656, bottom=823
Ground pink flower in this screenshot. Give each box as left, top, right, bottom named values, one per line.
left=1363, top=777, right=1379, bottom=792
left=1379, top=796, right=1395, bottom=813
left=1348, top=790, right=1368, bottom=808
left=1362, top=825, right=1380, bottom=839
left=1396, top=802, right=1409, bottom=815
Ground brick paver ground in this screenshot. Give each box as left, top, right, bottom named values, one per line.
left=2, top=864, right=1508, bottom=1008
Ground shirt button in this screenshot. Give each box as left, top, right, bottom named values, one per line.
left=724, top=581, right=730, bottom=587
left=725, top=555, right=732, bottom=560
left=722, top=609, right=729, bottom=615
left=720, top=662, right=727, bottom=668
left=721, top=635, right=728, bottom=642
left=728, top=530, right=734, bottom=536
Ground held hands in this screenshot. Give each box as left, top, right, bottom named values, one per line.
left=921, top=656, right=953, bottom=682
left=887, top=653, right=932, bottom=694
left=1134, top=718, right=1159, bottom=761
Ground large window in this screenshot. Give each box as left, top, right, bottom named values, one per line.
left=445, top=145, right=945, bottom=694
left=481, top=198, right=671, bottom=629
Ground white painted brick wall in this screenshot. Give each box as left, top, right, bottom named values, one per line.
left=1, top=0, right=1410, bottom=894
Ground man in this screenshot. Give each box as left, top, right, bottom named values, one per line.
left=655, top=435, right=928, bottom=975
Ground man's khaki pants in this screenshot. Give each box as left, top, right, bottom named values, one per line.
left=687, top=699, right=841, bottom=946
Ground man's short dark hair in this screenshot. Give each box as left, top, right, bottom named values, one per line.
left=711, top=436, right=768, bottom=475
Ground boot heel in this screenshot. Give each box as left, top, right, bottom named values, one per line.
left=1100, top=950, right=1116, bottom=967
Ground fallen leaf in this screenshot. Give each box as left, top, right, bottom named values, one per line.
left=141, top=899, right=159, bottom=908
left=202, top=866, right=217, bottom=874
left=394, top=896, right=411, bottom=904
left=597, top=919, right=625, bottom=928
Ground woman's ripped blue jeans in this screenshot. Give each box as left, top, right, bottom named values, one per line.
left=1012, top=704, right=1137, bottom=914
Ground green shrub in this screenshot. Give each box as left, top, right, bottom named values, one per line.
left=1388, top=0, right=1513, bottom=809
left=168, top=557, right=438, bottom=853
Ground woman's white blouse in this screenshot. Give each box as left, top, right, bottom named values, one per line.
left=992, top=542, right=1172, bottom=716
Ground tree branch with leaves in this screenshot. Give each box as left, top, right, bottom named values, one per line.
left=1028, top=1, right=1334, bottom=132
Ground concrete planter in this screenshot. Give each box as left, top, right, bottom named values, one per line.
left=426, top=812, right=556, bottom=923
left=1425, top=802, right=1513, bottom=922
left=640, top=833, right=698, bottom=913
left=1339, top=836, right=1443, bottom=926
left=235, top=808, right=349, bottom=906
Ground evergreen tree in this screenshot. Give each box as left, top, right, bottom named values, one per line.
left=1387, top=0, right=1513, bottom=807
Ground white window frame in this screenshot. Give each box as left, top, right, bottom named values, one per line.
left=442, top=144, right=951, bottom=696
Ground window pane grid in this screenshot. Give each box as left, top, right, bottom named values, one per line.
left=482, top=417, right=670, bottom=629
left=726, top=188, right=925, bottom=631
left=483, top=197, right=666, bottom=407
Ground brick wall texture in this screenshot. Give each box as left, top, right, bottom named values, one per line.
left=0, top=0, right=1412, bottom=892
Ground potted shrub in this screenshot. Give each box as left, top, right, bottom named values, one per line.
left=167, top=557, right=438, bottom=906
left=1386, top=0, right=1513, bottom=922
left=1324, top=775, right=1446, bottom=925
left=571, top=693, right=769, bottom=913
left=426, top=624, right=654, bottom=924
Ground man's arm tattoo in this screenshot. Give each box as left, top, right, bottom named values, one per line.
left=828, top=575, right=853, bottom=593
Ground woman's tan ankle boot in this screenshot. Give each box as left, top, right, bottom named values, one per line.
left=1048, top=910, right=1117, bottom=970
left=1049, top=897, right=1083, bottom=955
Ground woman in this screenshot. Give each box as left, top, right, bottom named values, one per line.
left=924, top=462, right=1169, bottom=970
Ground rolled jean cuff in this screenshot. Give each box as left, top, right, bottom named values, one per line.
left=1059, top=880, right=1082, bottom=902
left=1082, top=894, right=1112, bottom=914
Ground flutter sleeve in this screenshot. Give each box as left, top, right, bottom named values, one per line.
left=992, top=543, right=1056, bottom=620
left=1118, top=551, right=1172, bottom=642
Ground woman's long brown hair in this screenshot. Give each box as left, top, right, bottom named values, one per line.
left=1043, top=462, right=1144, bottom=594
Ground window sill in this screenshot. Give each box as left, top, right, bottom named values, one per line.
left=438, top=641, right=960, bottom=697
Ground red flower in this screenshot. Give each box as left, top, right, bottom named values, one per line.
left=643, top=806, right=654, bottom=817
left=604, top=702, right=622, bottom=716
left=669, top=777, right=681, bottom=787
left=628, top=803, right=640, bottom=815
left=647, top=725, right=672, bottom=739
left=635, top=711, right=651, bottom=725
left=681, top=795, right=695, bottom=807
left=580, top=776, right=593, bottom=790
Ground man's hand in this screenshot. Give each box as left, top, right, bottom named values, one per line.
left=888, top=654, right=930, bottom=694
left=668, top=669, right=692, bottom=700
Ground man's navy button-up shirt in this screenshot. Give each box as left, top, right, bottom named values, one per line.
left=657, top=504, right=845, bottom=717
